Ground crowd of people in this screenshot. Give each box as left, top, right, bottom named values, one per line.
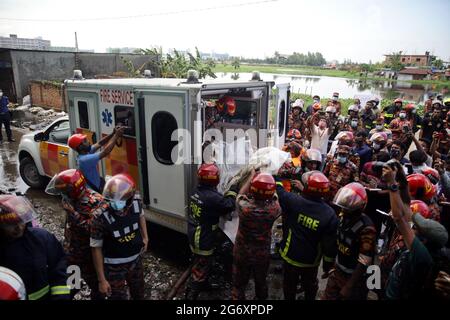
left=186, top=92, right=450, bottom=301
left=1, top=91, right=450, bottom=301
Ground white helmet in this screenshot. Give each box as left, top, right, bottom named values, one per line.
left=348, top=104, right=359, bottom=112
left=326, top=106, right=336, bottom=113
left=292, top=99, right=304, bottom=109
left=0, top=266, right=26, bottom=300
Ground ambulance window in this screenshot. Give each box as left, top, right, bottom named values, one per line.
left=279, top=100, right=286, bottom=137
left=114, top=106, right=135, bottom=137
left=77, top=101, right=89, bottom=129
left=152, top=111, right=178, bottom=165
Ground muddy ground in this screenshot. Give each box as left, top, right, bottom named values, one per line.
left=1, top=127, right=335, bottom=300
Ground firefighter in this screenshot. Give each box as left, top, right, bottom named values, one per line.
left=279, top=141, right=303, bottom=192
left=301, top=148, right=322, bottom=173
left=322, top=183, right=377, bottom=300
left=45, top=169, right=107, bottom=300
left=382, top=98, right=403, bottom=126
left=68, top=126, right=124, bottom=193
left=232, top=172, right=281, bottom=300
left=389, top=106, right=412, bottom=142
left=90, top=174, right=148, bottom=300
left=185, top=163, right=238, bottom=300
left=276, top=171, right=338, bottom=300
left=289, top=99, right=306, bottom=132
left=360, top=101, right=377, bottom=133
left=323, top=145, right=360, bottom=201
left=369, top=116, right=392, bottom=140
left=370, top=132, right=389, bottom=160
left=0, top=196, right=70, bottom=300
left=407, top=173, right=441, bottom=221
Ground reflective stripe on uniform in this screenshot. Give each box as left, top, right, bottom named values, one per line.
left=104, top=253, right=140, bottom=264
left=224, top=191, right=237, bottom=198
left=190, top=225, right=214, bottom=256
left=279, top=229, right=323, bottom=268
left=323, top=255, right=335, bottom=262
left=28, top=285, right=50, bottom=300
left=276, top=182, right=284, bottom=187
left=50, top=285, right=70, bottom=296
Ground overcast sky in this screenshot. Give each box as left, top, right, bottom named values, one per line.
left=0, top=0, right=449, bottom=63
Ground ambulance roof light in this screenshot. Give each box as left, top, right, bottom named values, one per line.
left=73, top=70, right=83, bottom=80
left=143, top=69, right=152, bottom=78
left=251, top=71, right=262, bottom=81
left=186, top=69, right=200, bottom=83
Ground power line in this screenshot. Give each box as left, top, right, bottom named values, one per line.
left=0, top=0, right=278, bottom=22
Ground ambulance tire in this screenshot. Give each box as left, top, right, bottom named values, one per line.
left=19, top=157, right=47, bottom=188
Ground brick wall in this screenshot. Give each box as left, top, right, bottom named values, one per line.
left=30, top=81, right=65, bottom=111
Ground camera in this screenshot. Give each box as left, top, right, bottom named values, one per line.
left=402, top=125, right=410, bottom=133
left=372, top=160, right=399, bottom=176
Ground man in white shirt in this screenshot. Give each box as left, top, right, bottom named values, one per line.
left=309, top=112, right=332, bottom=166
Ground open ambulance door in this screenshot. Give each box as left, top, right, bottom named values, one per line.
left=272, top=83, right=290, bottom=149
left=68, top=94, right=101, bottom=171
left=139, top=91, right=188, bottom=233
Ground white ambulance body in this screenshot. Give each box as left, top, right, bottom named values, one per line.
left=63, top=74, right=290, bottom=234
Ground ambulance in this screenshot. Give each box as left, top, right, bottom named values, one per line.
left=18, top=70, right=290, bottom=234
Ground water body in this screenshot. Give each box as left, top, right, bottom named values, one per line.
left=216, top=72, right=449, bottom=104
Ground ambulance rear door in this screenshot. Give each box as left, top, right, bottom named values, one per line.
left=139, top=90, right=189, bottom=232
left=272, top=83, right=290, bottom=148
left=68, top=92, right=102, bottom=171
left=97, top=88, right=139, bottom=185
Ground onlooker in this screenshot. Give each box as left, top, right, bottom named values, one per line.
left=0, top=89, right=14, bottom=143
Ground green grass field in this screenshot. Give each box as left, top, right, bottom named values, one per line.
left=213, top=64, right=450, bottom=86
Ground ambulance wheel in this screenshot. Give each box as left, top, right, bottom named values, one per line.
left=20, top=157, right=46, bottom=188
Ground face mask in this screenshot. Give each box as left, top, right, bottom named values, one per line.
left=337, top=155, right=347, bottom=164
left=372, top=142, right=381, bottom=150
left=376, top=125, right=383, bottom=131
left=351, top=120, right=358, bottom=128
left=110, top=200, right=127, bottom=211
left=399, top=113, right=406, bottom=119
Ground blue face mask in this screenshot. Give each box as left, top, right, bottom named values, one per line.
left=337, top=155, right=347, bottom=164
left=110, top=200, right=127, bottom=211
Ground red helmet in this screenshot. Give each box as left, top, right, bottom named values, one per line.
left=333, top=182, right=367, bottom=212
left=404, top=103, right=416, bottom=111
left=421, top=168, right=439, bottom=185
left=197, top=163, right=220, bottom=186
left=68, top=134, right=87, bottom=150
left=0, top=267, right=26, bottom=300
left=0, top=195, right=36, bottom=226
left=407, top=173, right=436, bottom=201
left=362, top=161, right=382, bottom=178
left=103, top=174, right=136, bottom=202
left=287, top=129, right=302, bottom=140
left=250, top=173, right=276, bottom=200
left=300, top=171, right=330, bottom=197
left=45, top=169, right=86, bottom=199
left=394, top=98, right=403, bottom=104
left=410, top=200, right=432, bottom=219
left=217, top=96, right=236, bottom=116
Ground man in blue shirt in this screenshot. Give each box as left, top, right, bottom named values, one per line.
left=354, top=130, right=372, bottom=171
left=68, top=126, right=124, bottom=192
left=0, top=89, right=14, bottom=143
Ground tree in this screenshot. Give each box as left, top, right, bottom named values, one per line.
left=122, top=47, right=216, bottom=79
left=431, top=57, right=444, bottom=69
left=231, top=57, right=240, bottom=70
left=388, top=51, right=404, bottom=72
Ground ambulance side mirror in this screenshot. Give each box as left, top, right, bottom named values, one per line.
left=34, top=132, right=45, bottom=142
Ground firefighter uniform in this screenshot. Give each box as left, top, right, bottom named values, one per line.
left=187, top=185, right=236, bottom=297
left=322, top=213, right=377, bottom=300
left=64, top=189, right=107, bottom=299
left=382, top=105, right=400, bottom=125
left=389, top=118, right=411, bottom=141
left=232, top=194, right=281, bottom=300
left=276, top=183, right=338, bottom=300
left=90, top=196, right=145, bottom=300
left=0, top=227, right=70, bottom=300
left=323, top=160, right=359, bottom=201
